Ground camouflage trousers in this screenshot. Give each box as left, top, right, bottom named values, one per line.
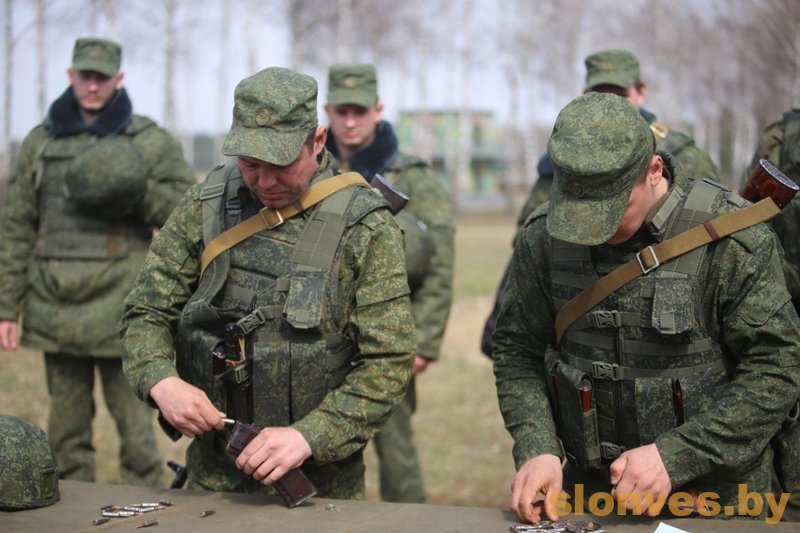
left=185, top=430, right=366, bottom=499
left=373, top=377, right=426, bottom=503
left=44, top=353, right=162, bottom=487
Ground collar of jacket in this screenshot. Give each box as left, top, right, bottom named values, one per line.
left=326, top=120, right=398, bottom=179
left=46, top=86, right=133, bottom=138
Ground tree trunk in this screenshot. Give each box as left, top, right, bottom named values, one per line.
left=163, top=0, right=177, bottom=131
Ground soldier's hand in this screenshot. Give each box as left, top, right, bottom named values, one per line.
left=412, top=354, right=431, bottom=376
left=510, top=454, right=564, bottom=523
left=235, top=427, right=312, bottom=485
left=149, top=376, right=225, bottom=438
left=610, top=443, right=672, bottom=516
left=0, top=320, right=19, bottom=351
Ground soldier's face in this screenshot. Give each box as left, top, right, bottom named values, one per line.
left=68, top=68, right=123, bottom=114
left=324, top=103, right=383, bottom=151
left=607, top=155, right=665, bottom=245
left=238, top=127, right=327, bottom=209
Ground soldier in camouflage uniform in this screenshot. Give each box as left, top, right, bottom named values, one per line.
left=482, top=49, right=720, bottom=359
left=0, top=37, right=195, bottom=486
left=323, top=64, right=454, bottom=503
left=120, top=67, right=415, bottom=499
left=748, top=108, right=800, bottom=520
left=493, top=93, right=800, bottom=524
left=748, top=109, right=800, bottom=310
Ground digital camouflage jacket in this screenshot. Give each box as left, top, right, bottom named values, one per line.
left=120, top=151, right=415, bottom=496
left=0, top=87, right=195, bottom=357
left=327, top=121, right=454, bottom=360
left=493, top=160, right=800, bottom=513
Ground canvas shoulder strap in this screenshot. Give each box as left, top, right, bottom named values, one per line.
left=199, top=172, right=369, bottom=277
left=553, top=197, right=780, bottom=345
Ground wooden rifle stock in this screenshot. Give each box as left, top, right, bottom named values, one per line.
left=740, top=159, right=799, bottom=209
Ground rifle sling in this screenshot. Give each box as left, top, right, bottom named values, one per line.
left=200, top=172, right=369, bottom=277
left=554, top=197, right=780, bottom=346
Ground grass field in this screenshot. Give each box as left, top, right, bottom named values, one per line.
left=0, top=212, right=518, bottom=509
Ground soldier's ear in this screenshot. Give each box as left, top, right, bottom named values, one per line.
left=114, top=71, right=125, bottom=90
left=647, top=155, right=664, bottom=186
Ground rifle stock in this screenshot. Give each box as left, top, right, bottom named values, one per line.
left=740, top=158, right=799, bottom=209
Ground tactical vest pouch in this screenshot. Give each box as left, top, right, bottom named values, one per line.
left=175, top=319, right=227, bottom=414
left=284, top=272, right=325, bottom=330
left=547, top=346, right=601, bottom=470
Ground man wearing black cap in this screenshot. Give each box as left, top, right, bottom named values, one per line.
left=493, top=92, right=800, bottom=524
left=0, top=37, right=195, bottom=486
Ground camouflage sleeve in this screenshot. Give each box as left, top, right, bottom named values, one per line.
left=132, top=125, right=197, bottom=227
left=515, top=176, right=553, bottom=239
left=292, top=208, right=415, bottom=464
left=743, top=121, right=783, bottom=189
left=398, top=165, right=454, bottom=359
left=0, top=126, right=47, bottom=320
left=655, top=224, right=800, bottom=488
left=664, top=134, right=720, bottom=183
left=120, top=184, right=204, bottom=402
left=770, top=198, right=800, bottom=307
left=492, top=215, right=563, bottom=469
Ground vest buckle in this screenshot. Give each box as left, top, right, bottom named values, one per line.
left=592, top=361, right=621, bottom=381
left=636, top=245, right=660, bottom=274
left=591, top=310, right=622, bottom=329
left=600, top=441, right=625, bottom=460
left=231, top=309, right=266, bottom=337
left=260, top=208, right=284, bottom=229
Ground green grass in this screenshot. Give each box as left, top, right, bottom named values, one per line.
left=0, top=212, right=519, bottom=507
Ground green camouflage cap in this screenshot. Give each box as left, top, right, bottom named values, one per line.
left=72, top=37, right=121, bottom=76
left=547, top=92, right=654, bottom=245
left=327, top=64, right=378, bottom=107
left=222, top=67, right=318, bottom=166
left=584, top=49, right=640, bottom=91
left=0, top=415, right=60, bottom=510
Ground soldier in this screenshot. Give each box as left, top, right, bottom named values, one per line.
left=482, top=48, right=720, bottom=359
left=748, top=108, right=800, bottom=521
left=748, top=108, right=800, bottom=310
left=493, top=93, right=800, bottom=523
left=0, top=37, right=195, bottom=486
left=323, top=63, right=454, bottom=503
left=120, top=67, right=415, bottom=499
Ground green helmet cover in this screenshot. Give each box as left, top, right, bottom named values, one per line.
left=0, top=415, right=60, bottom=510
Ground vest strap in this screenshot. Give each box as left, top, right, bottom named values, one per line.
left=554, top=198, right=780, bottom=345
left=562, top=352, right=727, bottom=381
left=199, top=172, right=369, bottom=277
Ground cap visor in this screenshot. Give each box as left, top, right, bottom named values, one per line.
left=327, top=90, right=374, bottom=108
left=585, top=73, right=634, bottom=91
left=546, top=180, right=630, bottom=245
left=73, top=60, right=117, bottom=77
left=222, top=127, right=308, bottom=166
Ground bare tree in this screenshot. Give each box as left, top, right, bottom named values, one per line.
left=336, top=0, right=352, bottom=62
left=163, top=0, right=177, bottom=131
left=35, top=0, right=45, bottom=120
left=2, top=0, right=13, bottom=176
left=217, top=0, right=232, bottom=135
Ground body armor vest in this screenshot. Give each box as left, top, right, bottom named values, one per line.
left=547, top=179, right=740, bottom=471
left=176, top=166, right=385, bottom=430
left=34, top=118, right=154, bottom=259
